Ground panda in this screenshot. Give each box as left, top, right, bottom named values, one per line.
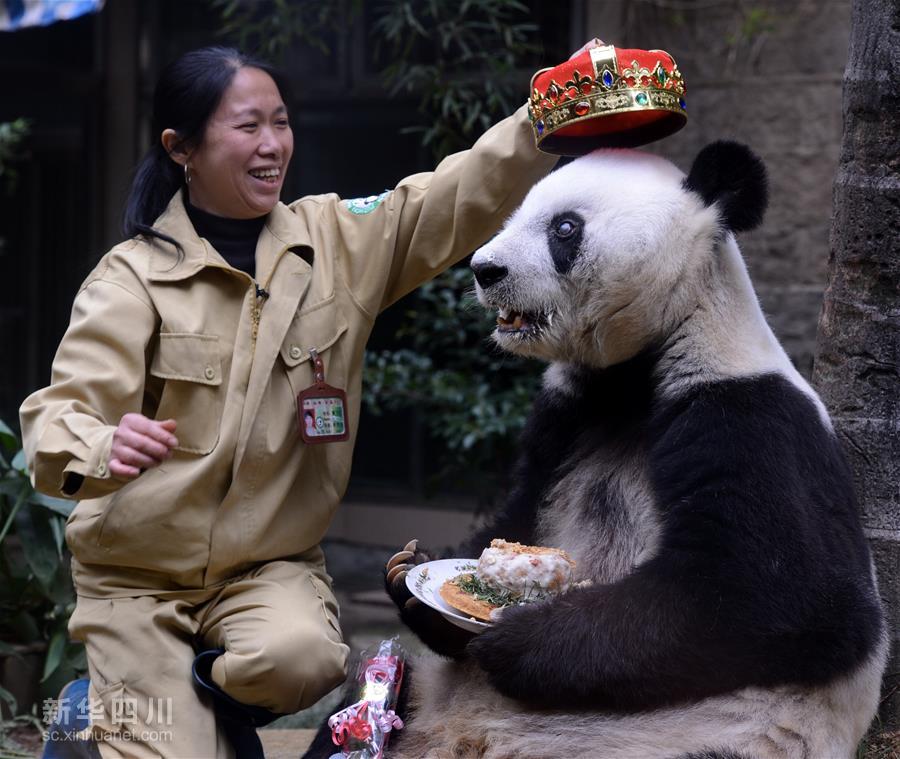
left=303, top=142, right=888, bottom=759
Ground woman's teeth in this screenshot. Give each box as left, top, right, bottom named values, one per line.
left=249, top=168, right=280, bottom=181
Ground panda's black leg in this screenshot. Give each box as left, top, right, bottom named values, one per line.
left=384, top=540, right=475, bottom=658
left=298, top=718, right=338, bottom=759
left=298, top=675, right=359, bottom=759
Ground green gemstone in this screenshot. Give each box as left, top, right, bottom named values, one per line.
left=636, top=92, right=649, bottom=106
left=657, top=66, right=667, bottom=84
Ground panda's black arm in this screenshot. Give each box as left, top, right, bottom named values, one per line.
left=467, top=561, right=728, bottom=710
left=468, top=534, right=878, bottom=711
left=468, top=375, right=883, bottom=710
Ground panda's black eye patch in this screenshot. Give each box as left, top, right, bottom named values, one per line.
left=547, top=212, right=584, bottom=274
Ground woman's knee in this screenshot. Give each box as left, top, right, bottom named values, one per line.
left=223, top=624, right=349, bottom=713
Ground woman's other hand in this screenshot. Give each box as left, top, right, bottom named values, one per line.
left=109, top=413, right=179, bottom=479
left=569, top=38, right=606, bottom=60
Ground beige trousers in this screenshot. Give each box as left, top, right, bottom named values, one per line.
left=68, top=559, right=350, bottom=759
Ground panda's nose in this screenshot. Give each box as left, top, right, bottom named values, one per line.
left=471, top=260, right=508, bottom=288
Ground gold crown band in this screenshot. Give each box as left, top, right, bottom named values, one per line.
left=532, top=86, right=686, bottom=143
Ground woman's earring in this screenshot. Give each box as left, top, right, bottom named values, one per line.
left=184, top=164, right=192, bottom=185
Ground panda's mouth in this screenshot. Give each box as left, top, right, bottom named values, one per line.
left=496, top=307, right=551, bottom=337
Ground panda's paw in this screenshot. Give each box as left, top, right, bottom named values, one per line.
left=384, top=540, right=475, bottom=657
left=383, top=538, right=434, bottom=610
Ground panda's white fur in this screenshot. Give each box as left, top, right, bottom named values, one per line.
left=373, top=145, right=887, bottom=759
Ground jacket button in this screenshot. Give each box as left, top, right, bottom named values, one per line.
left=289, top=346, right=302, bottom=360
left=204, top=366, right=216, bottom=380
left=97, top=462, right=108, bottom=476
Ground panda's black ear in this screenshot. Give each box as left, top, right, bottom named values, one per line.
left=684, top=141, right=768, bottom=232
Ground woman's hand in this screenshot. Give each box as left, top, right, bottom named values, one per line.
left=569, top=37, right=606, bottom=60
left=109, top=413, right=179, bottom=479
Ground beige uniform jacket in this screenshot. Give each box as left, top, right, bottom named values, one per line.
left=20, top=106, right=556, bottom=598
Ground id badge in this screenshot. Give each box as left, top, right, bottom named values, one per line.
left=297, top=349, right=350, bottom=444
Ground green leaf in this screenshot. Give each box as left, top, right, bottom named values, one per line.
left=0, top=483, right=29, bottom=544
left=41, top=630, right=66, bottom=682
left=14, top=502, right=59, bottom=589
left=10, top=449, right=26, bottom=475
left=0, top=682, right=17, bottom=713
left=29, top=492, right=74, bottom=518
left=41, top=561, right=75, bottom=606
left=64, top=643, right=87, bottom=674
left=0, top=479, right=23, bottom=497
left=0, top=419, right=18, bottom=452
left=49, top=515, right=65, bottom=556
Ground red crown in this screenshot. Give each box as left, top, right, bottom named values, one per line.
left=529, top=45, right=687, bottom=155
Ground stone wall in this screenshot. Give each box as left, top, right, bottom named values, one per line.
left=586, top=0, right=850, bottom=376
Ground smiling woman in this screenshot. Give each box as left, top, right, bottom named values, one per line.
left=122, top=47, right=292, bottom=248
left=19, top=41, right=562, bottom=759
left=163, top=66, right=294, bottom=220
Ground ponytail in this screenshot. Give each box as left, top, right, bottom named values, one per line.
left=122, top=145, right=183, bottom=245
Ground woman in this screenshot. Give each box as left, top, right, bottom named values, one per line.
left=21, top=45, right=559, bottom=758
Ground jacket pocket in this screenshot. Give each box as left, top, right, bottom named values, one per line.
left=279, top=296, right=349, bottom=372
left=149, top=332, right=223, bottom=454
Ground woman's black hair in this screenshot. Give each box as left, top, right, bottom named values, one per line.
left=122, top=46, right=290, bottom=247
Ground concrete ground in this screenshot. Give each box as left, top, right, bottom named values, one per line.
left=260, top=728, right=315, bottom=757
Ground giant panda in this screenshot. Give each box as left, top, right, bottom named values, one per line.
left=304, top=142, right=888, bottom=759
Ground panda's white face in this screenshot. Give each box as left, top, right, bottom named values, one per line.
left=472, top=150, right=719, bottom=367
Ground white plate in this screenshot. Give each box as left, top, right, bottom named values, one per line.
left=405, top=559, right=491, bottom=634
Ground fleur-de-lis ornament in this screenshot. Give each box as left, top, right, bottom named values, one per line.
left=564, top=70, right=593, bottom=98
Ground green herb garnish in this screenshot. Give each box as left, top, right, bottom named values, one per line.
left=453, top=573, right=549, bottom=608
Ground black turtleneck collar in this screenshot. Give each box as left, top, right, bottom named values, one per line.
left=185, top=196, right=266, bottom=279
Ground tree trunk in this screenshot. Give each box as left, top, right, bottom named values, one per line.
left=812, top=0, right=900, bottom=731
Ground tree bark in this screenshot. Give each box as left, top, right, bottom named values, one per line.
left=812, top=0, right=900, bottom=731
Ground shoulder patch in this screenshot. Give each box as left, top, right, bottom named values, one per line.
left=344, top=190, right=390, bottom=215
